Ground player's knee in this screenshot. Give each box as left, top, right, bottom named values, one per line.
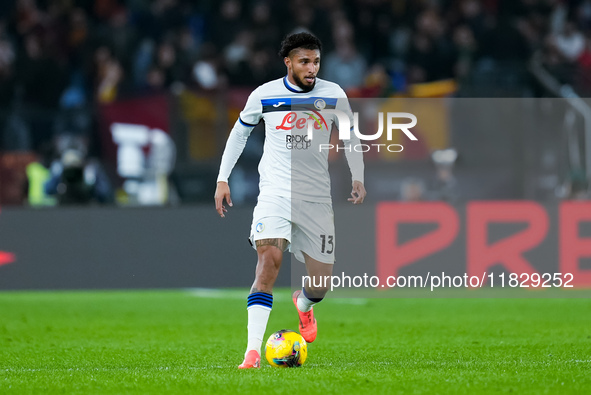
left=259, top=255, right=281, bottom=272
left=258, top=249, right=281, bottom=268
left=256, top=247, right=282, bottom=273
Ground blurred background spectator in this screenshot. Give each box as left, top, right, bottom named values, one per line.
left=44, top=134, right=114, bottom=205
left=0, top=0, right=590, bottom=206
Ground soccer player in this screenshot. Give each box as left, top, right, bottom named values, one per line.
left=214, top=32, right=366, bottom=369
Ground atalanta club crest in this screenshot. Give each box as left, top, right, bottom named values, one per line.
left=314, top=98, right=326, bottom=110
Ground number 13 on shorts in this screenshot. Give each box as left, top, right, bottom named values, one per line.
left=320, top=234, right=334, bottom=254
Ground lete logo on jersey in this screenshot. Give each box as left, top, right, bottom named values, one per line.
left=276, top=111, right=328, bottom=132
left=261, top=97, right=334, bottom=132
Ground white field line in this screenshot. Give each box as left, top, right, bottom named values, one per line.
left=0, top=361, right=393, bottom=373
left=3, top=359, right=590, bottom=373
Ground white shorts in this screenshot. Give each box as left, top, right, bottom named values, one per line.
left=249, top=195, right=335, bottom=264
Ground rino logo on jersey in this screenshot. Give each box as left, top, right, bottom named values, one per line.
left=307, top=110, right=418, bottom=152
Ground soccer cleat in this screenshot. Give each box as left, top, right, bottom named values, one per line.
left=292, top=290, right=317, bottom=343
left=238, top=350, right=261, bottom=369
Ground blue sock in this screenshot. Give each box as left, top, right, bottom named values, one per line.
left=247, top=292, right=273, bottom=309
left=303, top=287, right=323, bottom=303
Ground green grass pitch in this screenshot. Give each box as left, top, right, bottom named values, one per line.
left=1, top=289, right=590, bottom=394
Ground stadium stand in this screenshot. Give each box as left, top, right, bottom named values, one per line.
left=0, top=0, right=590, bottom=204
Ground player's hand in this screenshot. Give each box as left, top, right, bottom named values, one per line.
left=348, top=180, right=366, bottom=204
left=214, top=181, right=232, bottom=218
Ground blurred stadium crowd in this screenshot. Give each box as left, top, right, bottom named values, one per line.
left=0, top=0, right=590, bottom=205
left=2, top=0, right=591, bottom=102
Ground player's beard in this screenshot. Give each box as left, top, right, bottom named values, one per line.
left=293, top=73, right=316, bottom=93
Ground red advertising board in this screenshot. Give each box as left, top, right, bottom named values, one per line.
left=377, top=201, right=591, bottom=287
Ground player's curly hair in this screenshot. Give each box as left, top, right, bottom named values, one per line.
left=278, top=32, right=322, bottom=58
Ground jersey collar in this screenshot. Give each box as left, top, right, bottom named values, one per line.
left=283, top=76, right=306, bottom=93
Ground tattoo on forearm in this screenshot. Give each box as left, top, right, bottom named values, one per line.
left=255, top=238, right=287, bottom=250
